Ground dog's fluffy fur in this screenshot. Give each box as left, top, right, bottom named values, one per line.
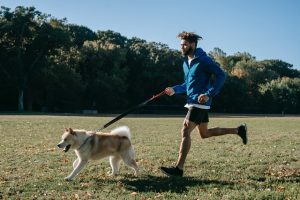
left=57, top=126, right=139, bottom=181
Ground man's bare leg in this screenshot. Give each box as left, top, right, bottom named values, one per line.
left=197, top=123, right=247, bottom=144
left=197, top=123, right=237, bottom=138
left=176, top=119, right=197, bottom=170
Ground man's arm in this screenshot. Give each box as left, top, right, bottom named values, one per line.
left=172, top=82, right=187, bottom=94
left=203, top=58, right=226, bottom=98
left=165, top=82, right=186, bottom=96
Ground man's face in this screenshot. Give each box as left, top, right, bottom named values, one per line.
left=180, top=39, right=195, bottom=56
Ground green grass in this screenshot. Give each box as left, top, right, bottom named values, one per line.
left=0, top=115, right=299, bottom=199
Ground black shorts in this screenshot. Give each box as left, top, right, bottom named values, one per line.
left=185, top=107, right=209, bottom=124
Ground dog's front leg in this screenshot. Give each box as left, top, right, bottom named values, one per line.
left=65, top=159, right=87, bottom=181
left=73, top=158, right=79, bottom=169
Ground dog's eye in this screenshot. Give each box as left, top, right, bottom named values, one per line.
left=63, top=139, right=67, bottom=142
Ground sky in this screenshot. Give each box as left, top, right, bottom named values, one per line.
left=2, top=0, right=300, bottom=69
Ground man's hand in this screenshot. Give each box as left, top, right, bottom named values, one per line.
left=165, top=87, right=175, bottom=96
left=198, top=94, right=209, bottom=104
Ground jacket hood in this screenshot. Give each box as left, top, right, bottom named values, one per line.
left=183, top=48, right=207, bottom=61
left=194, top=48, right=207, bottom=58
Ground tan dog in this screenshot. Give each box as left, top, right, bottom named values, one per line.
left=57, top=126, right=139, bottom=181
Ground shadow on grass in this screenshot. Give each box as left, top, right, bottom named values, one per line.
left=120, top=175, right=235, bottom=193
left=249, top=175, right=300, bottom=183
left=268, top=176, right=300, bottom=183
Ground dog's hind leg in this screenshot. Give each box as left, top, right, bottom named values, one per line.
left=109, top=155, right=122, bottom=176
left=120, top=147, right=139, bottom=175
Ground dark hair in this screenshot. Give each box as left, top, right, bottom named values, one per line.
left=177, top=31, right=202, bottom=46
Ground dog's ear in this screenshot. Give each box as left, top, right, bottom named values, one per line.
left=68, top=128, right=76, bottom=135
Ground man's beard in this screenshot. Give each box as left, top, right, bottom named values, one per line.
left=182, top=46, right=194, bottom=56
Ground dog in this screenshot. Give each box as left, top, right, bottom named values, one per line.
left=57, top=126, right=139, bottom=181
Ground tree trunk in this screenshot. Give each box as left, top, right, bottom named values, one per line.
left=18, top=89, right=24, bottom=112
left=18, top=77, right=27, bottom=112
left=27, top=89, right=33, bottom=111
left=16, top=24, right=25, bottom=112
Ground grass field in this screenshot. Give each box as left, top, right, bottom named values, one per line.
left=0, top=114, right=299, bottom=199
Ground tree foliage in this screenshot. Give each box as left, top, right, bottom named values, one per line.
left=1, top=6, right=299, bottom=114
left=0, top=6, right=70, bottom=111
left=259, top=77, right=300, bottom=113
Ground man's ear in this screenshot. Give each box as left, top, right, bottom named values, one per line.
left=192, top=42, right=197, bottom=49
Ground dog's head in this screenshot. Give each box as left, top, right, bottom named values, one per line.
left=57, top=128, right=77, bottom=152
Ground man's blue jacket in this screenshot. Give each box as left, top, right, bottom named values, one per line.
left=172, top=48, right=226, bottom=108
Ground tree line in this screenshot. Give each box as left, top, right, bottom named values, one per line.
left=1, top=6, right=299, bottom=114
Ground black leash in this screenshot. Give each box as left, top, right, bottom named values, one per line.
left=97, top=90, right=165, bottom=131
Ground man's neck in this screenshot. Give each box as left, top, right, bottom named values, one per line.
left=187, top=52, right=195, bottom=60
left=187, top=48, right=196, bottom=60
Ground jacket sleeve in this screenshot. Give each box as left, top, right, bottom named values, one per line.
left=203, top=58, right=226, bottom=97
left=172, top=82, right=187, bottom=94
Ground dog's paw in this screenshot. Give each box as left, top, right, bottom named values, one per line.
left=64, top=177, right=73, bottom=181
left=133, top=168, right=140, bottom=176
left=107, top=171, right=117, bottom=176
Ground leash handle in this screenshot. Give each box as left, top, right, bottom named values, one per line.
left=150, top=90, right=166, bottom=100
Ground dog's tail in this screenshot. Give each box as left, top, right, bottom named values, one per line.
left=110, top=126, right=131, bottom=140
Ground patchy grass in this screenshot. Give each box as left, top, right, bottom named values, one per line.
left=0, top=115, right=299, bottom=199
